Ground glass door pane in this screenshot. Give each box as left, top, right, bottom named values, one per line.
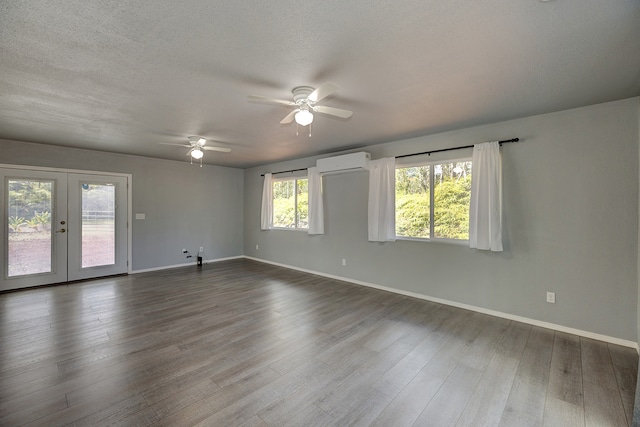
left=7, top=179, right=54, bottom=277
left=67, top=174, right=127, bottom=281
left=81, top=183, right=115, bottom=268
left=1, top=168, right=67, bottom=291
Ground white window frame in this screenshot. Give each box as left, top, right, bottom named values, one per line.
left=271, top=176, right=308, bottom=231
left=395, top=156, right=472, bottom=244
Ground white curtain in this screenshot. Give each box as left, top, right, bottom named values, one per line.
left=307, top=167, right=324, bottom=235
left=368, top=157, right=396, bottom=242
left=260, top=173, right=273, bottom=230
left=469, top=141, right=503, bottom=251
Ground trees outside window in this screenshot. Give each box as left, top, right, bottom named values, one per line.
left=396, top=160, right=472, bottom=241
left=272, top=178, right=308, bottom=229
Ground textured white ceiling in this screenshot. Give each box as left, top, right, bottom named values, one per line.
left=1, top=0, right=639, bottom=168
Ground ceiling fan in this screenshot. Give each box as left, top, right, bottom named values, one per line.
left=161, top=136, right=231, bottom=166
left=248, top=82, right=353, bottom=133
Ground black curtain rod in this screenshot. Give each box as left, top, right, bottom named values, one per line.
left=261, top=167, right=308, bottom=177
left=395, top=138, right=520, bottom=159
left=261, top=138, right=520, bottom=176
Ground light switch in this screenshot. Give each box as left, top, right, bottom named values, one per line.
left=135, top=213, right=145, bottom=220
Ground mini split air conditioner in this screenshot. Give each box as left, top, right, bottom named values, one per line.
left=316, top=152, right=371, bottom=175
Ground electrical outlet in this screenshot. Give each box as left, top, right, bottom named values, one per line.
left=342, top=258, right=346, bottom=266
left=546, top=292, right=556, bottom=304
left=199, top=247, right=204, bottom=253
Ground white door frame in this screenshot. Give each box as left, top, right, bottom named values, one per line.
left=1, top=163, right=133, bottom=286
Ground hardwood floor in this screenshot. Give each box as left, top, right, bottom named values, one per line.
left=0, top=258, right=636, bottom=426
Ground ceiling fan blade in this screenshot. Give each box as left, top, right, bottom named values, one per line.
left=313, top=105, right=353, bottom=119
left=308, top=82, right=339, bottom=103
left=204, top=139, right=229, bottom=145
left=203, top=146, right=231, bottom=153
left=160, top=142, right=192, bottom=147
left=247, top=95, right=296, bottom=106
left=280, top=109, right=299, bottom=124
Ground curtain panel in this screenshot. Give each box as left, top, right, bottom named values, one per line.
left=469, top=141, right=503, bottom=251
left=368, top=157, right=396, bottom=242
left=260, top=172, right=273, bottom=230
left=307, top=166, right=324, bottom=235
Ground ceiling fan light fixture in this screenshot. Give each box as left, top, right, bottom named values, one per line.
left=249, top=82, right=352, bottom=130
left=191, top=148, right=204, bottom=159
left=295, top=109, right=314, bottom=126
left=188, top=136, right=207, bottom=146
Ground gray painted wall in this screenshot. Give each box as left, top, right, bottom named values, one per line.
left=635, top=98, right=640, bottom=427
left=0, top=139, right=244, bottom=271
left=244, top=97, right=640, bottom=342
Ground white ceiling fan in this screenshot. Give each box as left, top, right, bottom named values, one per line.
left=161, top=136, right=231, bottom=166
left=248, top=82, right=353, bottom=132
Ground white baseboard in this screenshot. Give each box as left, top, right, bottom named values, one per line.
left=131, top=255, right=244, bottom=274
left=244, top=256, right=639, bottom=350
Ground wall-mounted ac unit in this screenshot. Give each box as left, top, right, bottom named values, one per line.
left=316, top=152, right=371, bottom=175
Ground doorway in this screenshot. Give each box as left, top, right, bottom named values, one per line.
left=1, top=167, right=129, bottom=291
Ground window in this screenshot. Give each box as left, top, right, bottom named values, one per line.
left=272, top=177, right=308, bottom=229
left=395, top=159, right=472, bottom=241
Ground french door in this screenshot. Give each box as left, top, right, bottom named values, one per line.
left=1, top=168, right=128, bottom=291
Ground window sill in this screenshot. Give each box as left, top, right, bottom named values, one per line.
left=396, top=236, right=468, bottom=246
left=270, top=227, right=309, bottom=232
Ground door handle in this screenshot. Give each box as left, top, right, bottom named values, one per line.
left=56, top=228, right=66, bottom=233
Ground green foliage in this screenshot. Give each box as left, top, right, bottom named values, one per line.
left=396, top=166, right=429, bottom=195
left=273, top=196, right=295, bottom=227
left=7, top=211, right=50, bottom=233
left=26, top=217, right=40, bottom=228
left=273, top=180, right=295, bottom=199
left=8, top=216, right=26, bottom=232
left=297, top=192, right=308, bottom=228
left=33, top=211, right=51, bottom=225
left=396, top=193, right=430, bottom=238
left=433, top=176, right=471, bottom=239
left=8, top=180, right=52, bottom=220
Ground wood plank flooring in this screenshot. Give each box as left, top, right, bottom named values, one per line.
left=0, top=258, right=636, bottom=426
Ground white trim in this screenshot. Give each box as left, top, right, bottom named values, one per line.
left=396, top=236, right=468, bottom=246
left=395, top=155, right=472, bottom=168
left=270, top=227, right=309, bottom=232
left=244, top=256, right=638, bottom=350
left=131, top=255, right=243, bottom=274
left=272, top=172, right=307, bottom=180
